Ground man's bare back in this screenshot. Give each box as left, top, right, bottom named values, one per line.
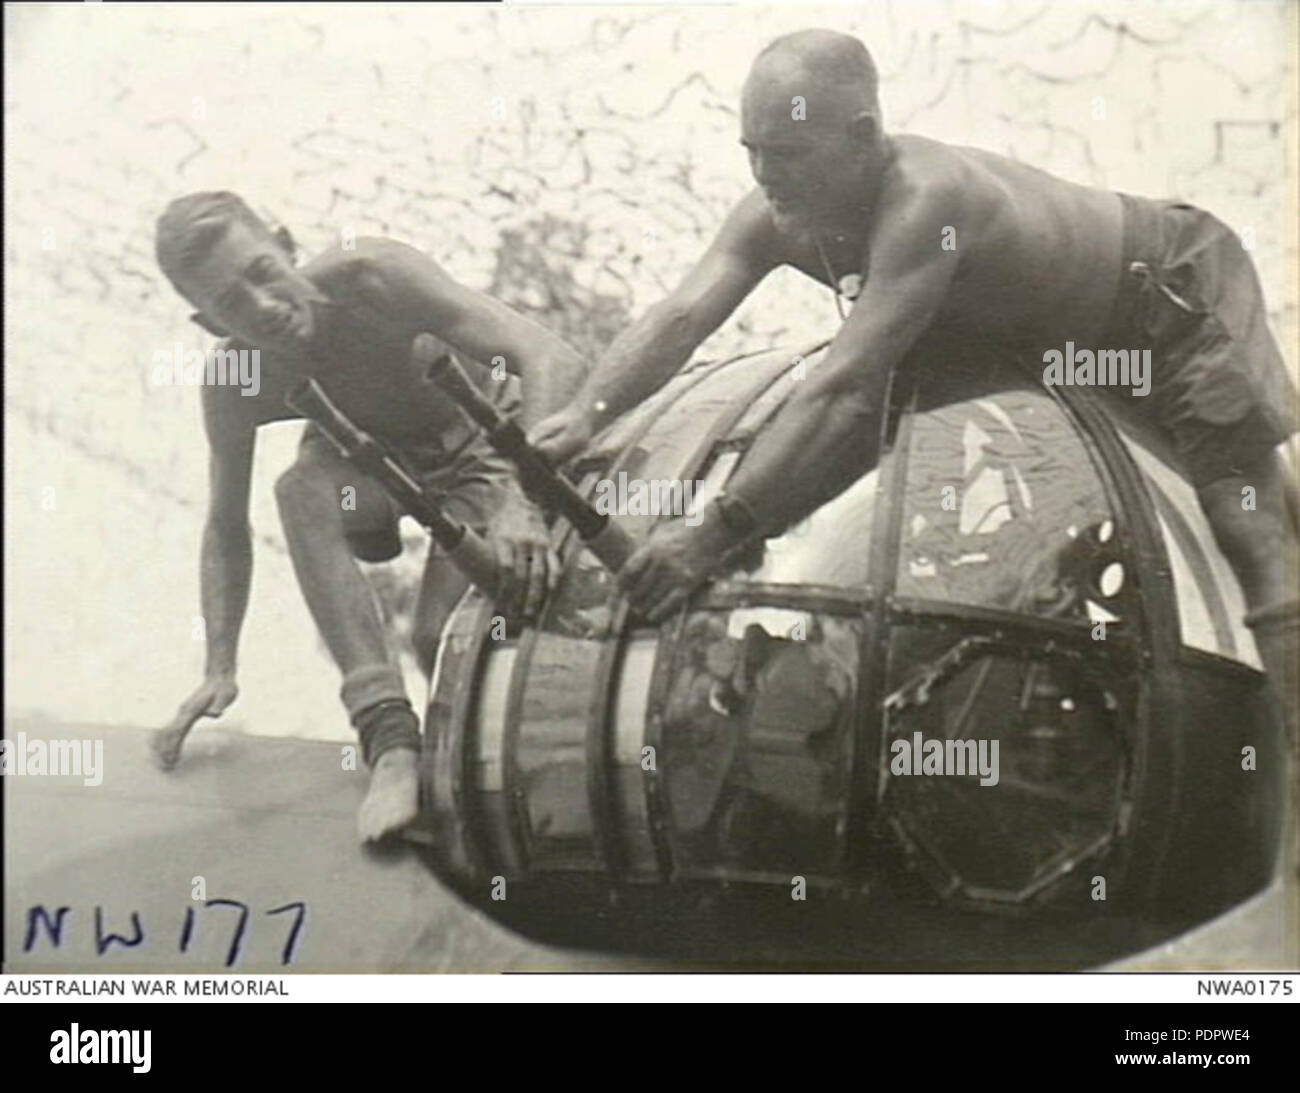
left=747, top=135, right=1124, bottom=354
left=530, top=28, right=1295, bottom=633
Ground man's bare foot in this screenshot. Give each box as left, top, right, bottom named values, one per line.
left=358, top=748, right=420, bottom=843
left=149, top=727, right=189, bottom=772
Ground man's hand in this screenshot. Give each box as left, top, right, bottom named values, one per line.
left=618, top=509, right=740, bottom=623
left=526, top=402, right=600, bottom=466
left=486, top=497, right=558, bottom=619
left=150, top=674, right=238, bottom=771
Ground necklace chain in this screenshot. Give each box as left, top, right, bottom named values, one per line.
left=812, top=141, right=896, bottom=325
left=815, top=234, right=853, bottom=323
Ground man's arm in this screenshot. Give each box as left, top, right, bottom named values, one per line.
left=152, top=388, right=255, bottom=769
left=618, top=178, right=965, bottom=622
left=197, top=388, right=256, bottom=679
left=587, top=190, right=779, bottom=420
left=721, top=180, right=963, bottom=534
left=353, top=239, right=589, bottom=430
left=528, top=189, right=781, bottom=460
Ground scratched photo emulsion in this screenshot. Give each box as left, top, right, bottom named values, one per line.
left=4, top=0, right=1297, bottom=977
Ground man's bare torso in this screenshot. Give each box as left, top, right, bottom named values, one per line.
left=774, top=134, right=1124, bottom=352
left=206, top=243, right=479, bottom=448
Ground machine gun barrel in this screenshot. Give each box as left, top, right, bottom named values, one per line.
left=418, top=336, right=636, bottom=572
left=285, top=377, right=500, bottom=595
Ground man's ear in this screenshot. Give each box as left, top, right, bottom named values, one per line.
left=273, top=225, right=298, bottom=260
left=848, top=111, right=879, bottom=148
left=189, top=312, right=229, bottom=337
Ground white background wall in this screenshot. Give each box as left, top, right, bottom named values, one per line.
left=5, top=1, right=1295, bottom=739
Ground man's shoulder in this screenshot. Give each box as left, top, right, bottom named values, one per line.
left=295, top=239, right=451, bottom=335
left=881, top=134, right=1119, bottom=254
left=892, top=132, right=1119, bottom=211
left=302, top=236, right=425, bottom=286
left=891, top=133, right=1026, bottom=179
left=200, top=374, right=256, bottom=439
left=200, top=338, right=292, bottom=436
left=888, top=135, right=986, bottom=205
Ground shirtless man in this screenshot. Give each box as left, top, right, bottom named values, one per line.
left=530, top=30, right=1299, bottom=852
left=152, top=192, right=587, bottom=842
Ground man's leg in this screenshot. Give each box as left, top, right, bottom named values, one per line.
left=411, top=548, right=473, bottom=681
left=409, top=373, right=530, bottom=679
left=1198, top=448, right=1300, bottom=874
left=274, top=431, right=420, bottom=842
left=1125, top=199, right=1300, bottom=875
left=1197, top=450, right=1298, bottom=609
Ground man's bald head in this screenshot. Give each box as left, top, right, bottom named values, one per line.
left=744, top=29, right=880, bottom=132
left=740, top=30, right=887, bottom=231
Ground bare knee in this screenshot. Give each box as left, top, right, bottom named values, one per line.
left=275, top=462, right=340, bottom=531
left=1199, top=469, right=1299, bottom=606
left=411, top=559, right=472, bottom=679
left=412, top=595, right=460, bottom=680
left=412, top=627, right=441, bottom=679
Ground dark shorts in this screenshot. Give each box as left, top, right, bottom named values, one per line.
left=298, top=373, right=524, bottom=562
left=1101, top=193, right=1297, bottom=486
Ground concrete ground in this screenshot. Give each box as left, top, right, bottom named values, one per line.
left=4, top=717, right=1295, bottom=973
left=3, top=718, right=623, bottom=973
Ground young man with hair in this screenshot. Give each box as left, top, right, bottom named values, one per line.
left=153, top=191, right=587, bottom=842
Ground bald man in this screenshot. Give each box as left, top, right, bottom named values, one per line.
left=530, top=29, right=1299, bottom=849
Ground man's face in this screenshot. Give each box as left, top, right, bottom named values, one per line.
left=178, top=220, right=322, bottom=355
left=740, top=73, right=871, bottom=232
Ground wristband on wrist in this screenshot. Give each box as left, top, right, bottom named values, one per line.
left=713, top=491, right=762, bottom=539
